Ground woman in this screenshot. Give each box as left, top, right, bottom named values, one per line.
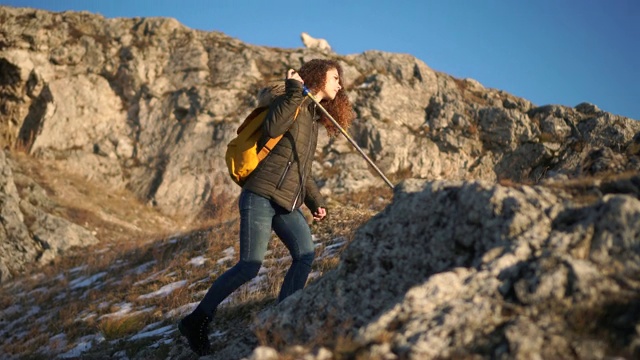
left=179, top=59, right=354, bottom=356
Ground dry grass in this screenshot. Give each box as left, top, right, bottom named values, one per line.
left=466, top=123, right=479, bottom=136
left=253, top=310, right=365, bottom=360
left=452, top=77, right=488, bottom=106
left=0, top=152, right=385, bottom=359
left=98, top=313, right=148, bottom=340
left=6, top=150, right=638, bottom=358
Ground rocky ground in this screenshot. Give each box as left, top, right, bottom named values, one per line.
left=0, top=151, right=382, bottom=359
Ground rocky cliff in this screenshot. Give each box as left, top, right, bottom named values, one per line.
left=2, top=5, right=638, bottom=278
left=1, top=5, right=639, bottom=359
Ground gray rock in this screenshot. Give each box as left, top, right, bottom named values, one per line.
left=0, top=151, right=39, bottom=282
left=2, top=5, right=639, bottom=223
left=0, top=150, right=98, bottom=281
left=253, top=177, right=640, bottom=358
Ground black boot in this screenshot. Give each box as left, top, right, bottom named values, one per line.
left=178, top=307, right=212, bottom=356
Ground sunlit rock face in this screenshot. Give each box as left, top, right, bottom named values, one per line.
left=2, top=6, right=638, bottom=222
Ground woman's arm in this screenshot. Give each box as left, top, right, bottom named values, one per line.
left=263, top=76, right=305, bottom=138
left=304, top=176, right=326, bottom=218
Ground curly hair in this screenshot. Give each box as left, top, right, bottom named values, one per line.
left=298, top=59, right=355, bottom=137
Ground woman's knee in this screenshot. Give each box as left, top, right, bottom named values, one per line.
left=236, top=260, right=262, bottom=280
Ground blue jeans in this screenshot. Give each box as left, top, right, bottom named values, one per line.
left=196, top=190, right=315, bottom=317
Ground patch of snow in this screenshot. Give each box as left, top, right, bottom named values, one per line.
left=129, top=325, right=174, bottom=341
left=110, top=259, right=128, bottom=270
left=13, top=329, right=29, bottom=340
left=96, top=247, right=110, bottom=254
left=211, top=330, right=227, bottom=337
left=216, top=247, right=235, bottom=265
left=317, top=238, right=347, bottom=259
left=78, top=312, right=96, bottom=322
left=46, top=333, right=67, bottom=352
left=188, top=256, right=208, bottom=266
left=131, top=261, right=157, bottom=275
left=0, top=304, right=22, bottom=317
left=325, top=240, right=347, bottom=250
left=137, top=321, right=163, bottom=333
left=189, top=276, right=212, bottom=288
left=58, top=334, right=104, bottom=359
left=27, top=287, right=48, bottom=296
left=166, top=302, right=198, bottom=319
left=99, top=305, right=155, bottom=320
left=26, top=305, right=41, bottom=316
left=138, top=280, right=187, bottom=300
left=133, top=269, right=173, bottom=286
left=133, top=269, right=168, bottom=286
left=2, top=278, right=22, bottom=290
left=70, top=272, right=107, bottom=290
left=113, top=350, right=129, bottom=359
left=98, top=302, right=133, bottom=319
left=0, top=306, right=41, bottom=338
left=75, top=300, right=109, bottom=323
left=69, top=265, right=88, bottom=274
left=219, top=277, right=267, bottom=308
left=219, top=298, right=233, bottom=307
left=30, top=273, right=45, bottom=281
left=216, top=257, right=233, bottom=265
left=36, top=312, right=55, bottom=324
left=149, top=337, right=174, bottom=348
left=98, top=301, right=110, bottom=310
left=194, top=288, right=208, bottom=299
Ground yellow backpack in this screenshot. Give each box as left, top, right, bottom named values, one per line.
left=225, top=106, right=300, bottom=186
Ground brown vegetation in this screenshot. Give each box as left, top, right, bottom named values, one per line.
left=0, top=151, right=383, bottom=358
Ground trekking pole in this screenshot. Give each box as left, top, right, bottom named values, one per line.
left=303, top=86, right=395, bottom=189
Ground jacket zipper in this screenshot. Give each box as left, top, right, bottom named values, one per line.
left=277, top=101, right=307, bottom=193
left=277, top=160, right=292, bottom=190
left=291, top=104, right=317, bottom=211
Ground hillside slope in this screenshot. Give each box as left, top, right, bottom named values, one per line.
left=1, top=5, right=639, bottom=360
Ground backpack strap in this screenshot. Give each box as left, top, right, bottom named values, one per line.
left=237, top=106, right=268, bottom=134
left=257, top=105, right=302, bottom=161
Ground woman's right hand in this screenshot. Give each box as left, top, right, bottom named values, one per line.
left=286, top=69, right=304, bottom=84
left=312, top=207, right=327, bottom=222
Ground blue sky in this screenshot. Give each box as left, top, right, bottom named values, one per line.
left=5, top=0, right=639, bottom=120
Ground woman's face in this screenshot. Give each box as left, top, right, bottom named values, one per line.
left=317, top=68, right=342, bottom=101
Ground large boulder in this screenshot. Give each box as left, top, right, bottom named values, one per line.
left=253, top=177, right=640, bottom=358
left=0, top=151, right=98, bottom=281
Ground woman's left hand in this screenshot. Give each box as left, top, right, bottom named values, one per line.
left=313, top=207, right=327, bottom=221
left=286, top=69, right=304, bottom=84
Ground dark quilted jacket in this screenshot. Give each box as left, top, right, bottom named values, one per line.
left=242, top=79, right=326, bottom=213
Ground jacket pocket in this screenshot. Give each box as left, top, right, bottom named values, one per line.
left=276, top=161, right=292, bottom=189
